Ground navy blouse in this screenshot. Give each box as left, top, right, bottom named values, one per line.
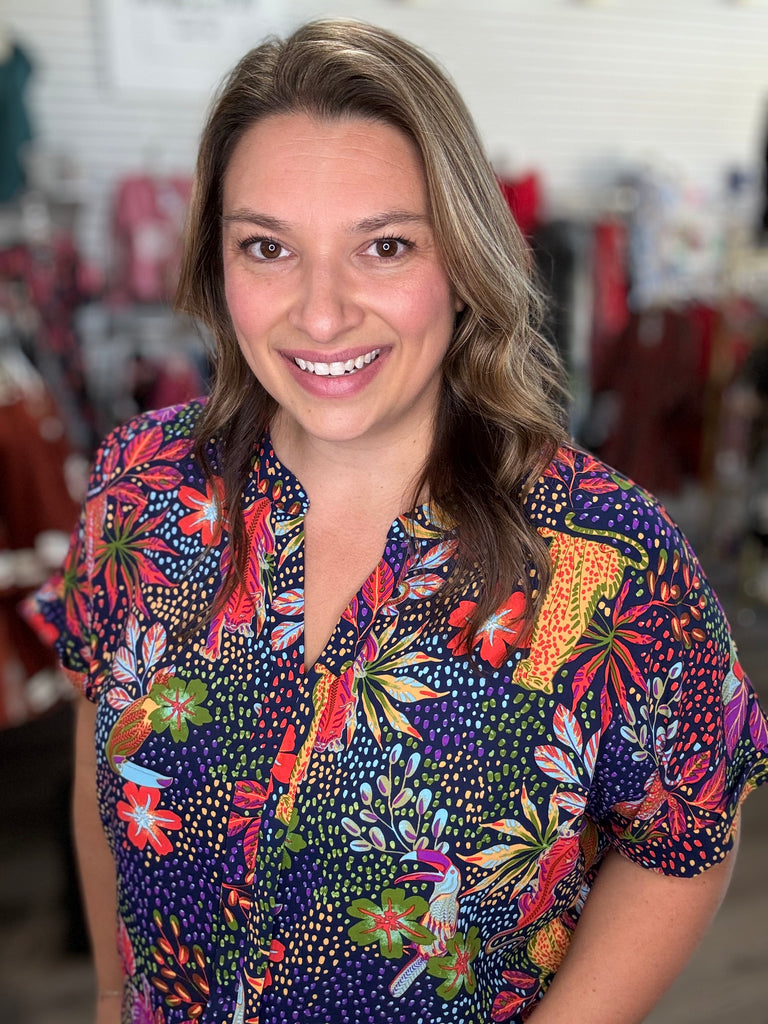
left=29, top=400, right=768, bottom=1023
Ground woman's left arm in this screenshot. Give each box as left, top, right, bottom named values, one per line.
left=528, top=822, right=740, bottom=1024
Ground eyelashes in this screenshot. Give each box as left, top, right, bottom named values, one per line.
left=236, top=234, right=416, bottom=262
left=366, top=236, right=414, bottom=258
left=239, top=236, right=288, bottom=261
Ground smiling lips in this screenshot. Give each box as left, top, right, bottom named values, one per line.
left=292, top=348, right=381, bottom=377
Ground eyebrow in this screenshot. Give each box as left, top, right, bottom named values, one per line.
left=221, top=209, right=430, bottom=233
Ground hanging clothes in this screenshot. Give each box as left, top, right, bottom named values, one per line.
left=112, top=176, right=193, bottom=304
left=591, top=218, right=630, bottom=359
left=0, top=356, right=81, bottom=727
left=0, top=236, right=97, bottom=451
left=498, top=171, right=542, bottom=238
left=0, top=42, right=33, bottom=204
left=590, top=306, right=717, bottom=495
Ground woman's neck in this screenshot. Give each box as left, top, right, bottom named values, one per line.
left=271, top=426, right=429, bottom=520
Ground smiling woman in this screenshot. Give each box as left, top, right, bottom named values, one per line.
left=221, top=114, right=459, bottom=458
left=25, top=17, right=768, bottom=1024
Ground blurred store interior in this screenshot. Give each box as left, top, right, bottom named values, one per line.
left=1, top=1, right=768, bottom=1022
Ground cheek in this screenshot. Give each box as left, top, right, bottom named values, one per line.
left=224, top=274, right=251, bottom=333
left=224, top=283, right=270, bottom=380
left=224, top=276, right=278, bottom=363
left=418, top=280, right=459, bottom=351
left=390, top=275, right=456, bottom=342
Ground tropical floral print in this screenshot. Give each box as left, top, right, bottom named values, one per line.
left=27, top=400, right=768, bottom=1024
left=116, top=781, right=183, bottom=855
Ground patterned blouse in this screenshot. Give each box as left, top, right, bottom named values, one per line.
left=29, top=400, right=768, bottom=1024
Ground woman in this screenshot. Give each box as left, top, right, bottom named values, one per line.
left=30, top=19, right=768, bottom=1024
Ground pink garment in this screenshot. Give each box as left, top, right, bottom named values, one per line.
left=112, top=176, right=192, bottom=303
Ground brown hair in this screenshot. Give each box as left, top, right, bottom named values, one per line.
left=175, top=18, right=569, bottom=644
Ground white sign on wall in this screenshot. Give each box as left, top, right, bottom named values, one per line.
left=102, top=0, right=288, bottom=96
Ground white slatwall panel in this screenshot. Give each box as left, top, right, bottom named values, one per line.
left=5, top=0, right=768, bottom=265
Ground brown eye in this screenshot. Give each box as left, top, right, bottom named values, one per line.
left=257, top=239, right=283, bottom=260
left=374, top=238, right=401, bottom=258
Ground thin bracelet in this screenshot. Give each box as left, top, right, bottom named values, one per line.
left=98, top=990, right=122, bottom=998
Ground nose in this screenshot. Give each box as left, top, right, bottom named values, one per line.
left=287, top=257, right=364, bottom=344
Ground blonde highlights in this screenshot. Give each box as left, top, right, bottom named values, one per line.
left=176, top=19, right=569, bottom=641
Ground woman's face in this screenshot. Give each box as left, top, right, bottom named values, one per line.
left=221, top=112, right=461, bottom=454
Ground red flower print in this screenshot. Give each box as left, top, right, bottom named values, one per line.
left=178, top=479, right=224, bottom=546
left=447, top=592, right=528, bottom=668
left=117, top=782, right=182, bottom=855
left=272, top=724, right=298, bottom=784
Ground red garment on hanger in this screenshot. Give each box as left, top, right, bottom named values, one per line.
left=498, top=172, right=541, bottom=237
left=591, top=218, right=630, bottom=357
left=0, top=389, right=80, bottom=727
left=592, top=306, right=716, bottom=494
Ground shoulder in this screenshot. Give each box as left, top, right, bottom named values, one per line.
left=96, top=398, right=206, bottom=454
left=526, top=443, right=682, bottom=569
left=90, top=399, right=208, bottom=486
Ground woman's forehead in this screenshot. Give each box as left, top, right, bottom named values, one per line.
left=222, top=112, right=430, bottom=226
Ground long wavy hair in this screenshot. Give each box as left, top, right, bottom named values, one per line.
left=175, top=18, right=569, bottom=645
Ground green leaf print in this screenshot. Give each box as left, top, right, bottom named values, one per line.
left=348, top=888, right=434, bottom=959
left=426, top=927, right=480, bottom=1000
left=281, top=808, right=307, bottom=869
left=148, top=676, right=213, bottom=742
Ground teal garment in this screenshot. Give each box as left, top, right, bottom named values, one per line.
left=0, top=43, right=33, bottom=203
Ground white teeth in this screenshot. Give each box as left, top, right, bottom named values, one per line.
left=293, top=349, right=380, bottom=377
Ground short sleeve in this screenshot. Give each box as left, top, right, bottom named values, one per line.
left=586, top=530, right=768, bottom=876
left=23, top=434, right=114, bottom=703
left=24, top=403, right=202, bottom=702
